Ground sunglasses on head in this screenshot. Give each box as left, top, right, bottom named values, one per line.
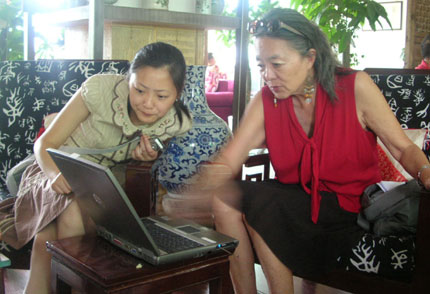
left=247, top=19, right=305, bottom=38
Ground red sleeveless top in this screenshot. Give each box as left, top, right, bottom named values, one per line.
left=262, top=72, right=381, bottom=223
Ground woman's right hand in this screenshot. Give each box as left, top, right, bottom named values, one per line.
left=34, top=90, right=90, bottom=196
left=49, top=172, right=72, bottom=195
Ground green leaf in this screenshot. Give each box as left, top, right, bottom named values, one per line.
left=374, top=2, right=392, bottom=29
left=338, top=32, right=352, bottom=53
left=366, top=2, right=378, bottom=23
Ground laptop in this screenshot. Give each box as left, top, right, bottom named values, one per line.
left=47, top=148, right=238, bottom=266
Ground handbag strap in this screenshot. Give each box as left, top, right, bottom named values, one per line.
left=60, top=136, right=140, bottom=155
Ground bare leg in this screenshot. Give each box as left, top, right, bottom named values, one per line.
left=24, top=200, right=86, bottom=294
left=24, top=222, right=57, bottom=294
left=212, top=195, right=257, bottom=294
left=246, top=221, right=294, bottom=294
left=301, top=279, right=317, bottom=294
left=56, top=200, right=85, bottom=240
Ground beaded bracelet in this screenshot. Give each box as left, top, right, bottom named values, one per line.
left=417, top=164, right=430, bottom=182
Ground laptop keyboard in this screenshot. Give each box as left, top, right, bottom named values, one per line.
left=142, top=219, right=203, bottom=253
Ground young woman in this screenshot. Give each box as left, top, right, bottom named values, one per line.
left=0, top=42, right=192, bottom=294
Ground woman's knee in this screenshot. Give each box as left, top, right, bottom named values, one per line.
left=57, top=200, right=85, bottom=238
left=212, top=195, right=243, bottom=226
left=33, top=223, right=57, bottom=250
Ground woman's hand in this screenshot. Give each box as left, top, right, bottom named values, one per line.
left=49, top=172, right=72, bottom=195
left=191, top=163, right=234, bottom=191
left=163, top=162, right=238, bottom=221
left=418, top=165, right=430, bottom=190
left=131, top=135, right=159, bottom=161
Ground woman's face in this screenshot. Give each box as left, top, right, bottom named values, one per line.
left=255, top=36, right=315, bottom=99
left=128, top=66, right=177, bottom=125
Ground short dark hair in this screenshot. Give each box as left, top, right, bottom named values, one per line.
left=208, top=52, right=214, bottom=60
left=128, top=42, right=190, bottom=125
left=421, top=34, right=430, bottom=59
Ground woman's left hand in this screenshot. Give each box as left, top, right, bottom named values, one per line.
left=131, top=135, right=158, bottom=161
left=418, top=165, right=430, bottom=190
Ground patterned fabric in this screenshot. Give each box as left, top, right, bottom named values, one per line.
left=376, top=144, right=408, bottom=182
left=340, top=233, right=415, bottom=279
left=377, top=129, right=427, bottom=181
left=0, top=60, right=130, bottom=192
left=368, top=71, right=430, bottom=159
left=369, top=72, right=430, bottom=131
left=205, top=64, right=226, bottom=92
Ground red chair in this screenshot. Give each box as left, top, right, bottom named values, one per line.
left=206, top=79, right=234, bottom=123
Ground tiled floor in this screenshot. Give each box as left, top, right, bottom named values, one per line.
left=5, top=265, right=351, bottom=294
left=4, top=269, right=29, bottom=294
left=255, top=264, right=352, bottom=294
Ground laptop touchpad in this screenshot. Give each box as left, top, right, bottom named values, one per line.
left=177, top=226, right=201, bottom=234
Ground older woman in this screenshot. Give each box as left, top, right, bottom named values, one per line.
left=196, top=8, right=430, bottom=294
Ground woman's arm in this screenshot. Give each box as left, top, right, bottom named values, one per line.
left=171, top=92, right=267, bottom=219
left=34, top=89, right=90, bottom=194
left=212, top=90, right=266, bottom=177
left=355, top=71, right=430, bottom=188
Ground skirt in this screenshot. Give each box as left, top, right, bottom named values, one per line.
left=240, top=180, right=416, bottom=279
left=0, top=160, right=73, bottom=249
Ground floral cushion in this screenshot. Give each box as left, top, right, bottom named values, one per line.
left=377, top=129, right=428, bottom=182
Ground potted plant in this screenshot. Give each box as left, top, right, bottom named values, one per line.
left=290, top=0, right=392, bottom=66
left=218, top=0, right=391, bottom=67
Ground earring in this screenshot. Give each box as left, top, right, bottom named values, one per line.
left=274, top=98, right=278, bottom=108
left=304, top=75, right=315, bottom=104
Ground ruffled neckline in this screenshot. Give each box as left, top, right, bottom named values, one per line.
left=111, top=78, right=190, bottom=140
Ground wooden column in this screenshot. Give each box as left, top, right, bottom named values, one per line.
left=88, top=0, right=104, bottom=59
left=404, top=0, right=430, bottom=68
left=22, top=0, right=35, bottom=61
left=232, top=0, right=249, bottom=130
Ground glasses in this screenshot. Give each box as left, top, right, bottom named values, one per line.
left=247, top=19, right=305, bottom=38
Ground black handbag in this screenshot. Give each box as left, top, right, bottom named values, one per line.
left=357, top=180, right=422, bottom=236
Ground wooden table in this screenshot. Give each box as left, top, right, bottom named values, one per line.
left=47, top=235, right=234, bottom=294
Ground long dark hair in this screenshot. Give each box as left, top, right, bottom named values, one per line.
left=421, top=34, right=430, bottom=59
left=128, top=42, right=191, bottom=125
left=254, top=8, right=346, bottom=102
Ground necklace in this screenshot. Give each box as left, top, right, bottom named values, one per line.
left=304, top=83, right=315, bottom=104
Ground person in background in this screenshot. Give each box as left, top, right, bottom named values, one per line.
left=205, top=52, right=227, bottom=92
left=0, top=42, right=192, bottom=294
left=186, top=8, right=430, bottom=294
left=416, top=34, right=430, bottom=69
